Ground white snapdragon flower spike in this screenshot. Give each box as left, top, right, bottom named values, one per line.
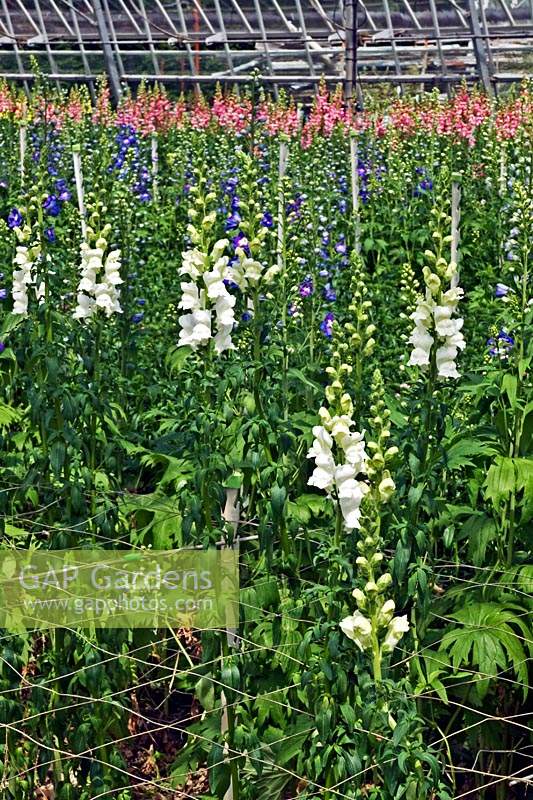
left=178, top=238, right=236, bottom=354
left=407, top=264, right=465, bottom=379
left=12, top=241, right=40, bottom=316
left=307, top=411, right=369, bottom=530
left=74, top=240, right=123, bottom=321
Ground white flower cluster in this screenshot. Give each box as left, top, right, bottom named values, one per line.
left=231, top=242, right=279, bottom=290
left=307, top=403, right=369, bottom=531
left=408, top=261, right=465, bottom=380
left=178, top=239, right=236, bottom=354
left=73, top=235, right=123, bottom=321
left=12, top=241, right=39, bottom=316
left=340, top=598, right=409, bottom=655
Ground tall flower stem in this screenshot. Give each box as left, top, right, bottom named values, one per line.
left=89, top=319, right=102, bottom=521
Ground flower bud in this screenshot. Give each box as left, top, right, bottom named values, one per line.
left=355, top=556, right=369, bottom=572
left=376, top=573, right=392, bottom=592
left=377, top=599, right=396, bottom=626
left=378, top=475, right=396, bottom=502
left=352, top=588, right=366, bottom=608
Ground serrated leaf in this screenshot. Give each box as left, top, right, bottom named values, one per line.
left=484, top=457, right=516, bottom=506
left=445, top=439, right=497, bottom=471
left=464, top=514, right=497, bottom=566
left=0, top=401, right=23, bottom=429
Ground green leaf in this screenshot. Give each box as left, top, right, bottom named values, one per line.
left=270, top=485, right=287, bottom=521
left=502, top=373, right=518, bottom=407
left=287, top=367, right=322, bottom=391
left=287, top=493, right=328, bottom=523
left=0, top=401, right=23, bottom=429
left=484, top=457, right=516, bottom=506
left=195, top=675, right=215, bottom=711
left=166, top=345, right=193, bottom=374
left=208, top=743, right=231, bottom=797
left=439, top=601, right=530, bottom=700
left=0, top=313, right=24, bottom=336
left=464, top=514, right=497, bottom=566
left=445, top=439, right=497, bottom=471
left=49, top=440, right=66, bottom=476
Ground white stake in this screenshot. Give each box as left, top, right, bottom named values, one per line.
left=19, top=124, right=26, bottom=185
left=151, top=133, right=159, bottom=203
left=451, top=181, right=461, bottom=289
left=221, top=485, right=241, bottom=800
left=277, top=137, right=289, bottom=276
left=499, top=143, right=507, bottom=197
left=350, top=132, right=361, bottom=254
left=72, top=146, right=87, bottom=240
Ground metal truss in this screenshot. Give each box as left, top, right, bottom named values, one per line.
left=0, top=1, right=532, bottom=100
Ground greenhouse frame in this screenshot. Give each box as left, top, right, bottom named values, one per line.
left=1, top=0, right=533, bottom=102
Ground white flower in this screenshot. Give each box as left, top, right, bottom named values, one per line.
left=180, top=248, right=207, bottom=279
left=408, top=277, right=465, bottom=378
left=211, top=238, right=229, bottom=261
left=410, top=300, right=433, bottom=327
left=335, top=465, right=368, bottom=530
left=408, top=324, right=434, bottom=352
left=242, top=258, right=263, bottom=285
left=436, top=345, right=460, bottom=379
left=178, top=239, right=237, bottom=352
left=214, top=325, right=234, bottom=354
left=308, top=451, right=336, bottom=492
left=263, top=264, right=281, bottom=283
left=441, top=287, right=464, bottom=306
left=434, top=306, right=464, bottom=337
left=103, top=250, right=123, bottom=285
left=382, top=615, right=409, bottom=653
left=179, top=282, right=201, bottom=311
left=73, top=293, right=95, bottom=320
left=408, top=346, right=431, bottom=367
left=12, top=241, right=40, bottom=316
left=213, top=291, right=235, bottom=325
left=307, top=425, right=337, bottom=492
left=94, top=283, right=122, bottom=317
left=340, top=611, right=373, bottom=651
left=307, top=425, right=333, bottom=457
left=79, top=271, right=97, bottom=293
left=337, top=431, right=367, bottom=473
left=178, top=309, right=212, bottom=349
left=329, top=414, right=353, bottom=440
left=204, top=273, right=227, bottom=299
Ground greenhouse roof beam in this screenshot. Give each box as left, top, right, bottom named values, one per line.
left=70, top=1, right=95, bottom=99
left=92, top=0, right=122, bottom=102
left=32, top=0, right=60, bottom=89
